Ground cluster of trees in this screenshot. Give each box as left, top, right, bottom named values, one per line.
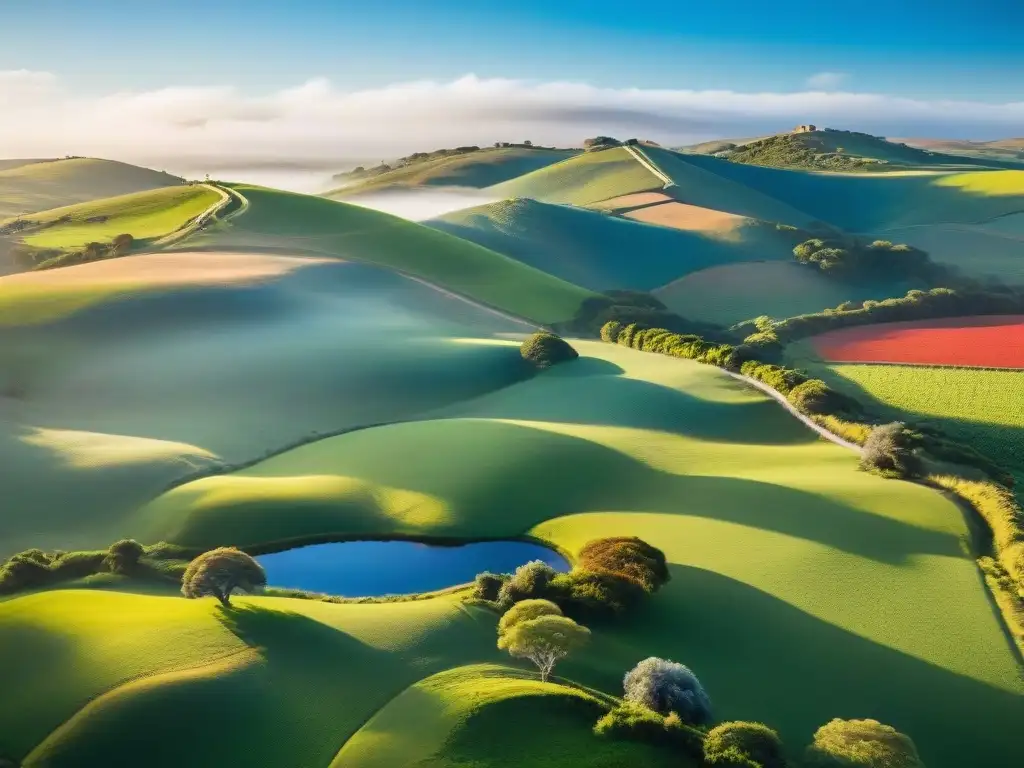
left=557, top=290, right=726, bottom=340
left=520, top=331, right=579, bottom=369
left=592, top=656, right=923, bottom=767
left=473, top=536, right=671, bottom=621
left=766, top=286, right=1024, bottom=344
left=0, top=538, right=166, bottom=594
left=792, top=238, right=938, bottom=282
left=725, top=133, right=884, bottom=170
left=15, top=233, right=135, bottom=271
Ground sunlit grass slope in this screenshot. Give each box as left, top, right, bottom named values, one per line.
left=139, top=341, right=1023, bottom=768
left=326, top=147, right=578, bottom=196
left=184, top=184, right=593, bottom=323
left=671, top=153, right=1024, bottom=231
left=0, top=592, right=498, bottom=768
left=656, top=261, right=919, bottom=325
left=0, top=252, right=534, bottom=558
left=491, top=147, right=663, bottom=206
left=427, top=197, right=795, bottom=292
left=334, top=663, right=684, bottom=768
left=793, top=356, right=1024, bottom=485
left=14, top=185, right=221, bottom=250
left=0, top=158, right=183, bottom=220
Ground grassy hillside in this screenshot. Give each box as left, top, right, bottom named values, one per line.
left=0, top=158, right=183, bottom=220
left=333, top=663, right=682, bottom=767
left=790, top=354, right=1024, bottom=487
left=184, top=184, right=593, bottom=324
left=427, top=197, right=795, bottom=292
left=723, top=129, right=1009, bottom=171
left=8, top=185, right=221, bottom=252
left=491, top=147, right=663, bottom=206
left=0, top=252, right=535, bottom=558
left=655, top=261, right=918, bottom=325
left=327, top=147, right=578, bottom=196
left=666, top=152, right=1024, bottom=231
left=134, top=342, right=1024, bottom=768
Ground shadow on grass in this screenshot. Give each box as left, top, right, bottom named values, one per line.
left=572, top=564, right=1024, bottom=768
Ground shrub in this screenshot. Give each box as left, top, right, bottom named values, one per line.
left=496, top=560, right=559, bottom=606
left=861, top=422, right=923, bottom=478
left=577, top=537, right=669, bottom=593
left=520, top=332, right=579, bottom=368
left=181, top=547, right=266, bottom=608
left=704, top=721, right=787, bottom=768
left=110, top=233, right=134, bottom=255
left=0, top=552, right=53, bottom=593
left=788, top=378, right=852, bottom=416
left=497, top=614, right=589, bottom=681
left=472, top=571, right=506, bottom=601
left=805, top=718, right=924, bottom=768
left=594, top=702, right=705, bottom=758
left=104, top=538, right=145, bottom=574
left=600, top=320, right=624, bottom=342
left=497, top=598, right=562, bottom=636
left=623, top=657, right=712, bottom=724
left=556, top=569, right=647, bottom=620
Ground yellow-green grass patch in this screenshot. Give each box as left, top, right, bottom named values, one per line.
left=185, top=185, right=593, bottom=324
left=0, top=158, right=183, bottom=220
left=326, top=147, right=578, bottom=196
left=491, top=147, right=663, bottom=207
left=15, top=185, right=220, bottom=250
left=799, top=361, right=1024, bottom=482
left=0, top=591, right=499, bottom=767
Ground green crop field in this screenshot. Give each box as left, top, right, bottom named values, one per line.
left=16, top=185, right=221, bottom=250
left=327, top=147, right=578, bottom=197
left=129, top=342, right=1024, bottom=768
left=0, top=158, right=184, bottom=220
left=185, top=184, right=593, bottom=324
left=428, top=198, right=796, bottom=292
left=802, top=361, right=1024, bottom=483
left=656, top=261, right=919, bottom=325
left=491, top=147, right=663, bottom=206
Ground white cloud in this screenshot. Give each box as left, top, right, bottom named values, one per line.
left=805, top=72, right=848, bottom=90
left=2, top=70, right=1022, bottom=179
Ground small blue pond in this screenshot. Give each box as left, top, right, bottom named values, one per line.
left=256, top=540, right=569, bottom=597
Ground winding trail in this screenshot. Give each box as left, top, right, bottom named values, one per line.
left=623, top=145, right=675, bottom=189
left=150, top=183, right=232, bottom=248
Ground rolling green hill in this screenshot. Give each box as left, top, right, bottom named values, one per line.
left=427, top=197, right=796, bottom=291
left=184, top=184, right=593, bottom=323
left=490, top=147, right=664, bottom=206
left=0, top=251, right=535, bottom=558
left=327, top=147, right=578, bottom=197
left=0, top=157, right=184, bottom=220
left=133, top=342, right=1024, bottom=768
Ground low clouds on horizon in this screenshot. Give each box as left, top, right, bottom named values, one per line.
left=3, top=70, right=1023, bottom=173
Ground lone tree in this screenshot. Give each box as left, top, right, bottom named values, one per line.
left=498, top=614, right=590, bottom=682
left=623, top=657, right=712, bottom=724
left=498, top=598, right=563, bottom=637
left=181, top=547, right=266, bottom=608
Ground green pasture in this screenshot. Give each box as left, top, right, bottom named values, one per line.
left=794, top=358, right=1024, bottom=484
left=491, top=147, right=662, bottom=206
left=17, top=185, right=220, bottom=250
left=655, top=261, right=919, bottom=325
left=428, top=198, right=795, bottom=292
left=0, top=158, right=183, bottom=220
left=326, top=147, right=577, bottom=196
left=135, top=342, right=1024, bottom=767
left=185, top=184, right=593, bottom=323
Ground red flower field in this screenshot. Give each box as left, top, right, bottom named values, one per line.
left=811, top=314, right=1024, bottom=368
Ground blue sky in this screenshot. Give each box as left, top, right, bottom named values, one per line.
left=2, top=0, right=1022, bottom=99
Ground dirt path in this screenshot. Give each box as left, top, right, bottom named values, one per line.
left=151, top=183, right=231, bottom=248
left=724, top=370, right=863, bottom=454
left=623, top=145, right=675, bottom=189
